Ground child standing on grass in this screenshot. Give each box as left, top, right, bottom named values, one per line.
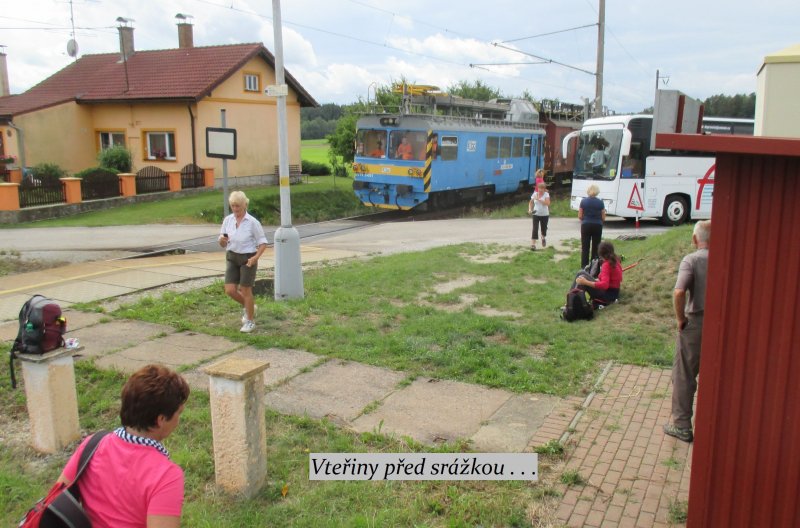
left=528, top=181, right=550, bottom=250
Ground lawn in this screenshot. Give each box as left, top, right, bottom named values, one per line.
left=0, top=223, right=693, bottom=526
left=301, top=138, right=332, bottom=166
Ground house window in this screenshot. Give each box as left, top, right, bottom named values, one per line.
left=244, top=73, right=260, bottom=92
left=145, top=131, right=176, bottom=160
left=99, top=131, right=125, bottom=150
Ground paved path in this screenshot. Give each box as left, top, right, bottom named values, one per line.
left=1, top=216, right=687, bottom=526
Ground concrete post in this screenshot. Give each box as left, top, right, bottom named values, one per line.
left=118, top=173, right=137, bottom=197
left=18, top=349, right=81, bottom=453
left=203, top=357, right=269, bottom=497
left=0, top=182, right=20, bottom=210
left=203, top=168, right=215, bottom=188
left=166, top=170, right=182, bottom=192
left=60, top=177, right=82, bottom=204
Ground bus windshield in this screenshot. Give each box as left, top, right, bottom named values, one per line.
left=573, top=129, right=623, bottom=181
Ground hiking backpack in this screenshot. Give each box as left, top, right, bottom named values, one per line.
left=562, top=288, right=594, bottom=322
left=9, top=295, right=66, bottom=388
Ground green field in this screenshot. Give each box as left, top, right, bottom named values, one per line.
left=301, top=138, right=331, bottom=166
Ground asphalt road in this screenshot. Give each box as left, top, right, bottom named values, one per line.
left=0, top=216, right=669, bottom=265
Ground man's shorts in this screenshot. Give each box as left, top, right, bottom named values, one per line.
left=225, top=251, right=257, bottom=287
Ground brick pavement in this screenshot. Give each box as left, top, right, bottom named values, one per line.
left=550, top=364, right=692, bottom=528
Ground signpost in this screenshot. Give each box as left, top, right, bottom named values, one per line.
left=205, top=112, right=237, bottom=217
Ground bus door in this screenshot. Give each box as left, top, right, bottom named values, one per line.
left=615, top=139, right=646, bottom=218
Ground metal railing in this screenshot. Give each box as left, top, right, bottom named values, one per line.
left=180, top=163, right=204, bottom=189
left=135, top=166, right=168, bottom=194
left=19, top=177, right=66, bottom=208
left=80, top=168, right=121, bottom=200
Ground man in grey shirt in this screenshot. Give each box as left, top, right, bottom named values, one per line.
left=664, top=220, right=710, bottom=443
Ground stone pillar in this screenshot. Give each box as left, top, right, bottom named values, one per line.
left=167, top=170, right=182, bottom=192
left=18, top=349, right=81, bottom=453
left=203, top=357, right=269, bottom=498
left=203, top=167, right=215, bottom=188
left=118, top=173, right=137, bottom=197
left=8, top=167, right=22, bottom=184
left=60, top=177, right=82, bottom=204
left=0, top=182, right=20, bottom=210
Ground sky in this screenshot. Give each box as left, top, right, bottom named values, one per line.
left=1, top=0, right=798, bottom=113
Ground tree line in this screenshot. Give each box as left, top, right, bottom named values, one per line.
left=305, top=81, right=756, bottom=166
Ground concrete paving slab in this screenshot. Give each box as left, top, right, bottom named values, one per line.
left=69, top=319, right=175, bottom=359
left=134, top=264, right=221, bottom=280
left=0, top=293, right=31, bottom=324
left=183, top=347, right=321, bottom=390
left=470, top=393, right=560, bottom=452
left=62, top=310, right=106, bottom=332
left=87, top=269, right=185, bottom=290
left=351, top=378, right=512, bottom=445
left=264, top=360, right=405, bottom=422
left=95, top=331, right=241, bottom=374
left=20, top=281, right=135, bottom=304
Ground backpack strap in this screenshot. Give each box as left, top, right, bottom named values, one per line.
left=67, top=430, right=110, bottom=493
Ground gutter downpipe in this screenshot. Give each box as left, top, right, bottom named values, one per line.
left=8, top=121, right=26, bottom=172
left=187, top=104, right=197, bottom=175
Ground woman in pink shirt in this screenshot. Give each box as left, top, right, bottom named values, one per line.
left=58, top=365, right=190, bottom=528
left=574, top=241, right=623, bottom=306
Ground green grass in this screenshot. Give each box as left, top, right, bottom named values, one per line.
left=560, top=469, right=586, bottom=487
left=110, top=225, right=692, bottom=396
left=301, top=138, right=331, bottom=166
left=0, top=364, right=552, bottom=527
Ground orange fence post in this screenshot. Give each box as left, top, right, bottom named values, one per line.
left=8, top=168, right=22, bottom=184
left=118, top=173, right=137, bottom=197
left=203, top=168, right=215, bottom=188
left=167, top=170, right=182, bottom=192
left=60, top=177, right=82, bottom=204
left=0, top=182, right=20, bottom=210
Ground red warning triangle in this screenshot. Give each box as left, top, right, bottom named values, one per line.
left=627, top=185, right=644, bottom=211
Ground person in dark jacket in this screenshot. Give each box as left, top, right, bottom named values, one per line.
left=578, top=184, right=606, bottom=268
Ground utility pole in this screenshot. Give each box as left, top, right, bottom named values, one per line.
left=270, top=0, right=304, bottom=300
left=594, top=0, right=605, bottom=117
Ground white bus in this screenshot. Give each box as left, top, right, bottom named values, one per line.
left=564, top=114, right=753, bottom=225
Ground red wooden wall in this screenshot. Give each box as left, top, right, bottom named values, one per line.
left=658, top=133, right=800, bottom=527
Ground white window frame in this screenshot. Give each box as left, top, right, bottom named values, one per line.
left=146, top=132, right=176, bottom=160
left=99, top=131, right=125, bottom=150
left=244, top=74, right=260, bottom=92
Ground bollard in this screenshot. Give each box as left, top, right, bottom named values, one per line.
left=203, top=357, right=270, bottom=498
left=17, top=349, right=81, bottom=453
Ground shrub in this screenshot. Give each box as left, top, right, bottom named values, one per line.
left=98, top=146, right=132, bottom=172
left=301, top=160, right=331, bottom=176
left=30, top=162, right=67, bottom=183
left=74, top=166, right=119, bottom=179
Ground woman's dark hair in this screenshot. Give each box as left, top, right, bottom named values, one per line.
left=598, top=241, right=618, bottom=267
left=120, top=364, right=190, bottom=431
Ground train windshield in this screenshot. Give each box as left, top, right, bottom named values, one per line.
left=389, top=130, right=428, bottom=160
left=573, top=129, right=623, bottom=181
left=356, top=129, right=388, bottom=158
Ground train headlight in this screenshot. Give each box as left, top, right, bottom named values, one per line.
left=407, top=169, right=414, bottom=176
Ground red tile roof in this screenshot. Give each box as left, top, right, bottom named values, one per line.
left=0, top=43, right=317, bottom=117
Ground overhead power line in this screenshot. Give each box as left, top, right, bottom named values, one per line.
left=499, top=23, right=598, bottom=44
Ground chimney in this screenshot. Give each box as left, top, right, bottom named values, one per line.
left=175, top=14, right=194, bottom=49
left=0, top=51, right=9, bottom=97
left=116, top=19, right=135, bottom=61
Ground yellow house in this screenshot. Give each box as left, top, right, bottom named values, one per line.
left=0, top=23, right=317, bottom=182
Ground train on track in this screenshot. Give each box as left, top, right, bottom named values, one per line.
left=352, top=85, right=584, bottom=211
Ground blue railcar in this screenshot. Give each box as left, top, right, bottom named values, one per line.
left=352, top=97, right=545, bottom=210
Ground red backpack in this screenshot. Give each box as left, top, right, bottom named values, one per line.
left=9, top=295, right=67, bottom=388
left=18, top=431, right=109, bottom=528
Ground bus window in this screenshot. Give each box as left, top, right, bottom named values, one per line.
left=523, top=138, right=532, bottom=157
left=357, top=129, right=388, bottom=158
left=500, top=137, right=512, bottom=158
left=390, top=130, right=427, bottom=160
left=486, top=136, right=499, bottom=159
left=621, top=142, right=644, bottom=178
left=441, top=136, right=458, bottom=161
left=512, top=137, right=523, bottom=158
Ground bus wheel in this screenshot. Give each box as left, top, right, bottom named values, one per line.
left=661, top=195, right=689, bottom=226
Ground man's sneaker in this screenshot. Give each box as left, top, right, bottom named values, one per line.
left=240, top=320, right=255, bottom=333
left=241, top=305, right=258, bottom=324
left=663, top=423, right=693, bottom=443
